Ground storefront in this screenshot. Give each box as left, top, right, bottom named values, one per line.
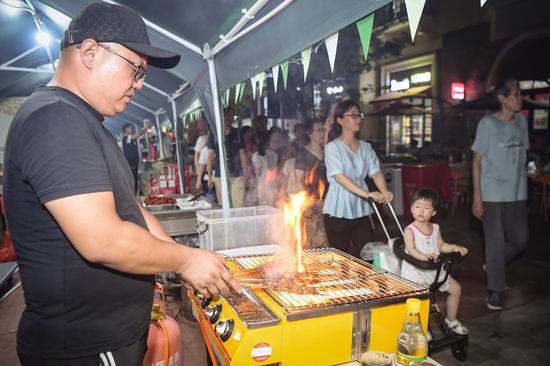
left=373, top=54, right=437, bottom=154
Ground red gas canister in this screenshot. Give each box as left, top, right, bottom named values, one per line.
left=143, top=303, right=182, bottom=366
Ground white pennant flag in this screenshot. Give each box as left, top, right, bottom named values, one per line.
left=258, top=72, right=265, bottom=96
left=480, top=0, right=487, bottom=6
left=325, top=33, right=339, bottom=73
left=272, top=64, right=280, bottom=93
left=404, top=0, right=426, bottom=42
left=250, top=74, right=259, bottom=100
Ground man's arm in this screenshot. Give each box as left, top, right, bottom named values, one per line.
left=472, top=152, right=483, bottom=219
left=207, top=148, right=215, bottom=187
left=45, top=191, right=240, bottom=297
left=139, top=205, right=173, bottom=242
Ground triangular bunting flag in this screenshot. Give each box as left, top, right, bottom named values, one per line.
left=234, top=83, right=242, bottom=104
left=325, top=33, right=339, bottom=73
left=250, top=74, right=259, bottom=100
left=258, top=72, right=265, bottom=97
left=281, top=60, right=289, bottom=90
left=480, top=0, right=487, bottom=6
left=223, top=88, right=230, bottom=107
left=356, top=14, right=374, bottom=61
left=238, top=81, right=246, bottom=103
left=272, top=64, right=280, bottom=92
left=301, top=48, right=311, bottom=82
left=404, top=0, right=426, bottom=42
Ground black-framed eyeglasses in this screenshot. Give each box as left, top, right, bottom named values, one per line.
left=99, top=44, right=146, bottom=83
left=342, top=112, right=365, bottom=120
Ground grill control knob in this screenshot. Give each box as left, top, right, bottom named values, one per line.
left=205, top=304, right=222, bottom=324
left=195, top=293, right=212, bottom=308
left=215, top=319, right=234, bottom=342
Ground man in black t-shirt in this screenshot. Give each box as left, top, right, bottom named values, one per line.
left=122, top=120, right=150, bottom=194
left=3, top=3, right=240, bottom=365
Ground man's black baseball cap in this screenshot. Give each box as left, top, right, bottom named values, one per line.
left=61, top=2, right=180, bottom=69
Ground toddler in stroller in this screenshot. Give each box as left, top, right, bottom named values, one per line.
left=400, top=188, right=469, bottom=335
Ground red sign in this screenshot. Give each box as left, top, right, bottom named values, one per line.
left=450, top=82, right=465, bottom=100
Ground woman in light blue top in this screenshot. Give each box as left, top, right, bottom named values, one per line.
left=323, top=100, right=393, bottom=257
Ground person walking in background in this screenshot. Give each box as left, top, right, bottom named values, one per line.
left=207, top=107, right=248, bottom=207
left=471, top=78, right=529, bottom=311
left=252, top=137, right=278, bottom=206
left=242, top=126, right=259, bottom=206
left=122, top=119, right=150, bottom=194
left=323, top=100, right=393, bottom=258
left=401, top=189, right=469, bottom=335
left=295, top=119, right=328, bottom=248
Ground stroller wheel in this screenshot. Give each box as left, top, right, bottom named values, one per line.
left=452, top=344, right=468, bottom=361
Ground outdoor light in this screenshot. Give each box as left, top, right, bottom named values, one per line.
left=36, top=30, right=52, bottom=46
left=326, top=86, right=344, bottom=95
left=2, top=4, right=20, bottom=16
left=450, top=82, right=465, bottom=100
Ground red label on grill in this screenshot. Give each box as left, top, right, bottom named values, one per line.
left=251, top=342, right=272, bottom=362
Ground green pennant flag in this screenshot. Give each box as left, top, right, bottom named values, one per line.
left=281, top=60, right=289, bottom=90
left=238, top=81, right=246, bottom=103
left=258, top=72, right=265, bottom=96
left=234, top=83, right=242, bottom=104
left=223, top=88, right=230, bottom=107
left=356, top=13, right=374, bottom=61
left=301, top=48, right=312, bottom=82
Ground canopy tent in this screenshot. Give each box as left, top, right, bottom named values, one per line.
left=367, top=101, right=436, bottom=116
left=1, top=0, right=395, bottom=207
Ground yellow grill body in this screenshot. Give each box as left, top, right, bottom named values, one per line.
left=190, top=248, right=430, bottom=366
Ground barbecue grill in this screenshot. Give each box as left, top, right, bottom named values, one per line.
left=189, top=248, right=430, bottom=366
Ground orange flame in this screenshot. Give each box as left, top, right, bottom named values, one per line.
left=283, top=191, right=315, bottom=273
left=304, top=161, right=325, bottom=199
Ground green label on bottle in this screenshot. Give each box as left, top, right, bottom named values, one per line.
left=396, top=350, right=427, bottom=365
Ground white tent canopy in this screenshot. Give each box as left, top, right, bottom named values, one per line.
left=1, top=0, right=394, bottom=207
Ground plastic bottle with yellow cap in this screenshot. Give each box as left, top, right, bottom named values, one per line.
left=396, top=298, right=428, bottom=365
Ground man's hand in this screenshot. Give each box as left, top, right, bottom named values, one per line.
left=178, top=248, right=242, bottom=298
left=207, top=179, right=214, bottom=189
left=472, top=197, right=483, bottom=220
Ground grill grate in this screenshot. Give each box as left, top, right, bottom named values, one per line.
left=230, top=248, right=426, bottom=313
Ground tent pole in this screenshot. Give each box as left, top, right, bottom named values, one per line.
left=154, top=114, right=165, bottom=159
left=205, top=47, right=231, bottom=209
left=171, top=101, right=185, bottom=193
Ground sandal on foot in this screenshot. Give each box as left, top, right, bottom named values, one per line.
left=445, top=318, right=468, bottom=335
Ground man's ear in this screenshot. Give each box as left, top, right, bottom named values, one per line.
left=497, top=94, right=506, bottom=106
left=78, top=39, right=98, bottom=70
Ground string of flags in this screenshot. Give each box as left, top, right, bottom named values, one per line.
left=221, top=0, right=487, bottom=104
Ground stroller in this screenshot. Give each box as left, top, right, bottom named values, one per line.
left=367, top=198, right=469, bottom=361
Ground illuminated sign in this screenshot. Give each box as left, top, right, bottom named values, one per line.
left=390, top=71, right=431, bottom=92
left=390, top=78, right=410, bottom=92
left=450, top=82, right=465, bottom=100
left=411, top=71, right=431, bottom=84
